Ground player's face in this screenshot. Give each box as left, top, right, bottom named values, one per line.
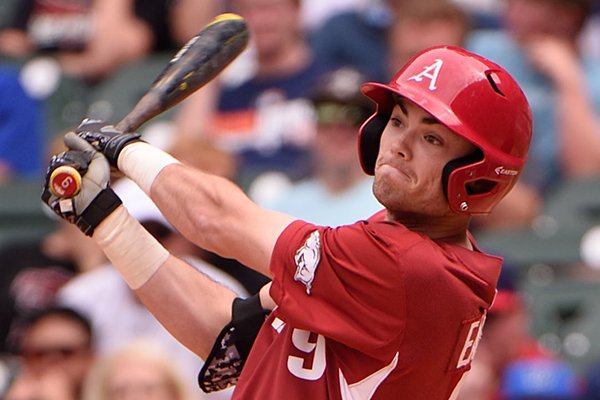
left=372, top=98, right=476, bottom=217
left=21, top=315, right=92, bottom=385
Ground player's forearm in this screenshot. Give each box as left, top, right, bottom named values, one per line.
left=93, top=205, right=235, bottom=358
left=118, top=142, right=279, bottom=275
left=136, top=256, right=236, bottom=359
left=119, top=142, right=241, bottom=250
left=148, top=164, right=247, bottom=252
left=150, top=163, right=295, bottom=277
left=94, top=205, right=169, bottom=289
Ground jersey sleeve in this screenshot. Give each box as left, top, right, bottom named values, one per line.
left=268, top=219, right=421, bottom=356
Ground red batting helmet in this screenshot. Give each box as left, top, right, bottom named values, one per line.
left=359, top=45, right=532, bottom=214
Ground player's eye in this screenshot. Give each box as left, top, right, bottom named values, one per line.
left=389, top=116, right=404, bottom=128
left=424, top=134, right=443, bottom=146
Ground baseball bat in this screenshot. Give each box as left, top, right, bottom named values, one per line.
left=49, top=13, right=249, bottom=198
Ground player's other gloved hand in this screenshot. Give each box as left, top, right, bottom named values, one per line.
left=42, top=132, right=122, bottom=236
left=75, top=118, right=142, bottom=168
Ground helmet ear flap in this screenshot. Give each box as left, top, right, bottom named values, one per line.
left=444, top=150, right=515, bottom=214
left=359, top=113, right=389, bottom=175
left=442, top=151, right=483, bottom=199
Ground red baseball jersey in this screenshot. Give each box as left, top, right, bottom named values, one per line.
left=233, top=211, right=502, bottom=399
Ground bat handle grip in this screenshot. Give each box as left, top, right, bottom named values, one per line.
left=49, top=165, right=82, bottom=198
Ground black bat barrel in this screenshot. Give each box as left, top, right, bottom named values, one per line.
left=116, top=14, right=249, bottom=133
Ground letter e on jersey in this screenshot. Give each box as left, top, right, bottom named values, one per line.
left=448, top=313, right=487, bottom=371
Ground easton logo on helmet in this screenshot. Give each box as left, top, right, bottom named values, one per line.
left=407, top=59, right=444, bottom=91
left=494, top=166, right=519, bottom=176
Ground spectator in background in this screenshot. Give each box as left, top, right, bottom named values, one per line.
left=0, top=223, right=78, bottom=354
left=299, top=0, right=369, bottom=33
left=386, top=0, right=470, bottom=75
left=256, top=66, right=383, bottom=226
left=0, top=205, right=108, bottom=353
left=0, top=65, right=45, bottom=181
left=4, top=306, right=95, bottom=400
left=309, top=0, right=406, bottom=82
left=176, top=0, right=332, bottom=190
left=0, top=0, right=221, bottom=81
left=500, top=357, right=583, bottom=400
left=0, top=0, right=152, bottom=82
left=82, top=340, right=195, bottom=400
left=451, top=0, right=503, bottom=30
left=167, top=0, right=223, bottom=48
left=466, top=0, right=600, bottom=219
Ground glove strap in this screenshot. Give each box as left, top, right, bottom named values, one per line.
left=105, top=133, right=142, bottom=167
left=76, top=188, right=122, bottom=236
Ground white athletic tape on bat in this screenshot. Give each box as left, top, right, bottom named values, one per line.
left=119, top=142, right=180, bottom=195
left=94, top=206, right=169, bottom=289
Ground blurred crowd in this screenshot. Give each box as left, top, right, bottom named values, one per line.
left=2, top=0, right=600, bottom=399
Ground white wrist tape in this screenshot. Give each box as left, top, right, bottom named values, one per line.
left=94, top=206, right=169, bottom=289
left=119, top=142, right=180, bottom=194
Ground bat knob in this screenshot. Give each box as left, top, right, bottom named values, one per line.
left=49, top=165, right=82, bottom=198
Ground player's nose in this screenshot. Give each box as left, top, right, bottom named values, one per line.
left=390, top=130, right=413, bottom=161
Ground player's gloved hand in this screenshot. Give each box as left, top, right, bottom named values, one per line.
left=75, top=118, right=142, bottom=168
left=42, top=132, right=122, bottom=236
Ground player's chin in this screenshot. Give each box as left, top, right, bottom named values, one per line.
left=374, top=177, right=450, bottom=217
left=373, top=174, right=410, bottom=210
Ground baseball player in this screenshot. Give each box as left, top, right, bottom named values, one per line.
left=41, top=46, right=532, bottom=399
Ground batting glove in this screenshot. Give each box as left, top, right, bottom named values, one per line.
left=75, top=118, right=142, bottom=168
left=42, top=132, right=122, bottom=236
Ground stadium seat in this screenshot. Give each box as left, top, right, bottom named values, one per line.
left=0, top=0, right=19, bottom=29
left=85, top=52, right=178, bottom=126
left=0, top=179, right=56, bottom=250
left=475, top=176, right=600, bottom=269
left=524, top=279, right=600, bottom=373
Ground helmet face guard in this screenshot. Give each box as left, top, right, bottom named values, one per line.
left=358, top=46, right=532, bottom=215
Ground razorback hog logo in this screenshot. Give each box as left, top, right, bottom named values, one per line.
left=407, top=59, right=444, bottom=91
left=294, top=230, right=321, bottom=295
left=494, top=166, right=519, bottom=176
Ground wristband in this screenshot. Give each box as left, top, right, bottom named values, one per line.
left=94, top=206, right=170, bottom=289
left=118, top=142, right=180, bottom=194
left=76, top=188, right=122, bottom=236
